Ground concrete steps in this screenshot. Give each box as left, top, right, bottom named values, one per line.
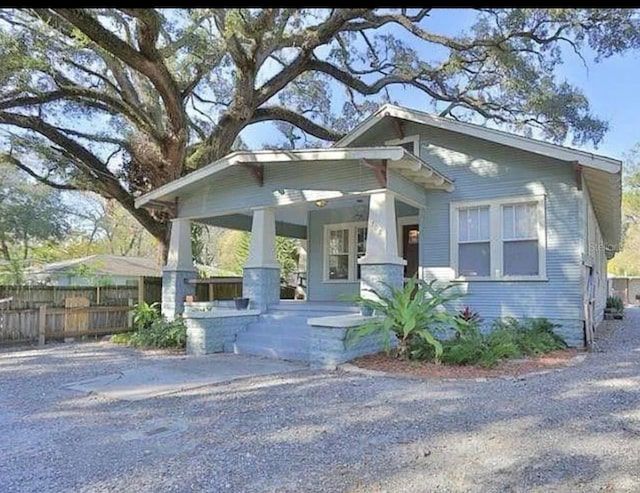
left=224, top=303, right=358, bottom=362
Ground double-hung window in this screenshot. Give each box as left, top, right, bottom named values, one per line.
left=324, top=222, right=367, bottom=282
left=451, top=196, right=546, bottom=280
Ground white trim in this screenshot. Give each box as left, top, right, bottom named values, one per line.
left=450, top=194, right=547, bottom=281
left=385, top=134, right=420, bottom=155
left=136, top=147, right=406, bottom=208
left=135, top=145, right=455, bottom=208
left=336, top=104, right=622, bottom=174
left=323, top=221, right=367, bottom=283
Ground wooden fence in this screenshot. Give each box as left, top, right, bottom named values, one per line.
left=0, top=303, right=133, bottom=346
left=0, top=275, right=296, bottom=346
left=0, top=277, right=162, bottom=310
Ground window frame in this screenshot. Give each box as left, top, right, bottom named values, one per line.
left=450, top=195, right=547, bottom=281
left=323, top=221, right=368, bottom=283
left=385, top=134, right=420, bottom=155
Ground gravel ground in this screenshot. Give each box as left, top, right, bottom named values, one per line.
left=1, top=309, right=640, bottom=493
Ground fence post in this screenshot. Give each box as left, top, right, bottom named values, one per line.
left=38, top=304, right=46, bottom=346
left=138, top=276, right=144, bottom=305
left=128, top=298, right=135, bottom=330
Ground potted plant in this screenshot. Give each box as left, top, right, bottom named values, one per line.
left=234, top=297, right=250, bottom=310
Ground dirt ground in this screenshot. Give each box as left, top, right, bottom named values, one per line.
left=349, top=347, right=584, bottom=379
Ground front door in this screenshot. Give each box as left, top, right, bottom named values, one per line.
left=402, top=224, right=419, bottom=279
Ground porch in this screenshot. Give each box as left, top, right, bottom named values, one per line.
left=134, top=146, right=454, bottom=364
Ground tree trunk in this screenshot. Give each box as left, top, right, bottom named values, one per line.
left=0, top=233, right=11, bottom=262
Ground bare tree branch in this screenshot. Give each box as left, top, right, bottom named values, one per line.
left=251, top=106, right=344, bottom=141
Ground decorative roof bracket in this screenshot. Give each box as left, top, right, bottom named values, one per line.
left=361, top=158, right=387, bottom=187
left=241, top=163, right=264, bottom=186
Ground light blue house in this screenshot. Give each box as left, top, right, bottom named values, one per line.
left=134, top=104, right=621, bottom=367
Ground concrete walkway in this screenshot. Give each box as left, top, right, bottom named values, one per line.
left=2, top=311, right=640, bottom=492
left=63, top=352, right=308, bottom=401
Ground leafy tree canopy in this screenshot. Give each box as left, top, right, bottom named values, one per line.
left=0, top=8, right=638, bottom=255
left=609, top=144, right=640, bottom=276
left=0, top=164, right=70, bottom=263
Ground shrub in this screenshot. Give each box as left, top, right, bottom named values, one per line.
left=347, top=276, right=465, bottom=361
left=132, top=301, right=161, bottom=331
left=606, top=295, right=624, bottom=311
left=112, top=302, right=186, bottom=350
left=129, top=316, right=187, bottom=349
left=438, top=316, right=566, bottom=369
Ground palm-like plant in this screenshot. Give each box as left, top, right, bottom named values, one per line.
left=348, top=277, right=465, bottom=361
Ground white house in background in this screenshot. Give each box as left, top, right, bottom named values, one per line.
left=134, top=103, right=622, bottom=367
left=26, top=254, right=161, bottom=286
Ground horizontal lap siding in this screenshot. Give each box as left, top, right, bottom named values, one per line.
left=307, top=200, right=421, bottom=302
left=388, top=171, right=429, bottom=207
left=307, top=208, right=361, bottom=302
left=414, top=126, right=583, bottom=321
left=180, top=161, right=379, bottom=219
left=585, top=185, right=607, bottom=324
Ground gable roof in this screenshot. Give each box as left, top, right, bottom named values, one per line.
left=28, top=255, right=161, bottom=278
left=336, top=104, right=622, bottom=252
left=134, top=146, right=454, bottom=208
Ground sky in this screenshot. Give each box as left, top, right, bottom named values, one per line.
left=239, top=9, right=640, bottom=164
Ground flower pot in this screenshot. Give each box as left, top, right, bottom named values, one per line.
left=234, top=297, right=250, bottom=310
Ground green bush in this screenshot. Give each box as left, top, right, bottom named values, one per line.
left=129, top=316, right=187, bottom=349
left=112, top=302, right=187, bottom=350
left=438, top=316, right=567, bottom=368
left=606, top=295, right=624, bottom=311
left=132, top=301, right=162, bottom=330
left=347, top=276, right=465, bottom=361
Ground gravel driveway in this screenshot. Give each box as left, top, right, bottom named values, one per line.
left=2, top=309, right=640, bottom=493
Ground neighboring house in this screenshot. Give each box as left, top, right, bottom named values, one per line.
left=26, top=254, right=162, bottom=286
left=608, top=275, right=640, bottom=306
left=135, top=103, right=621, bottom=356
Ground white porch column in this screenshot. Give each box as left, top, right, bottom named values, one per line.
left=245, top=208, right=279, bottom=269
left=243, top=207, right=281, bottom=312
left=358, top=191, right=406, bottom=301
left=162, top=218, right=196, bottom=320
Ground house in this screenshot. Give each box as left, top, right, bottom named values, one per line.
left=26, top=254, right=162, bottom=286
left=608, top=275, right=640, bottom=306
left=134, top=104, right=621, bottom=367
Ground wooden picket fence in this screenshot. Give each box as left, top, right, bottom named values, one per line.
left=0, top=302, right=133, bottom=346
left=0, top=277, right=162, bottom=310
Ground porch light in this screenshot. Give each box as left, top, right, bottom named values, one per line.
left=315, top=199, right=328, bottom=208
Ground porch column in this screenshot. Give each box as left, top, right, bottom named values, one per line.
left=162, top=218, right=196, bottom=320
left=243, top=207, right=280, bottom=312
left=358, top=191, right=406, bottom=300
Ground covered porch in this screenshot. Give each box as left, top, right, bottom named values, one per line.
left=134, top=146, right=454, bottom=366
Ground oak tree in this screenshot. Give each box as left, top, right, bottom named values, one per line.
left=1, top=8, right=638, bottom=258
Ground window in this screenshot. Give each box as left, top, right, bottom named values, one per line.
left=324, top=222, right=367, bottom=282
left=385, top=135, right=420, bottom=155
left=451, top=196, right=546, bottom=280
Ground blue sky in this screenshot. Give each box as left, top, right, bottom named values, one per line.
left=240, top=9, right=639, bottom=163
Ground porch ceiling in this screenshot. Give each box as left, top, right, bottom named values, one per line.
left=134, top=146, right=454, bottom=210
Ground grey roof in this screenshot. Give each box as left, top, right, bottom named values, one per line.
left=29, top=255, right=162, bottom=278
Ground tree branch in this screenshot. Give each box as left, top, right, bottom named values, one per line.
left=251, top=106, right=345, bottom=141
left=1, top=153, right=81, bottom=191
